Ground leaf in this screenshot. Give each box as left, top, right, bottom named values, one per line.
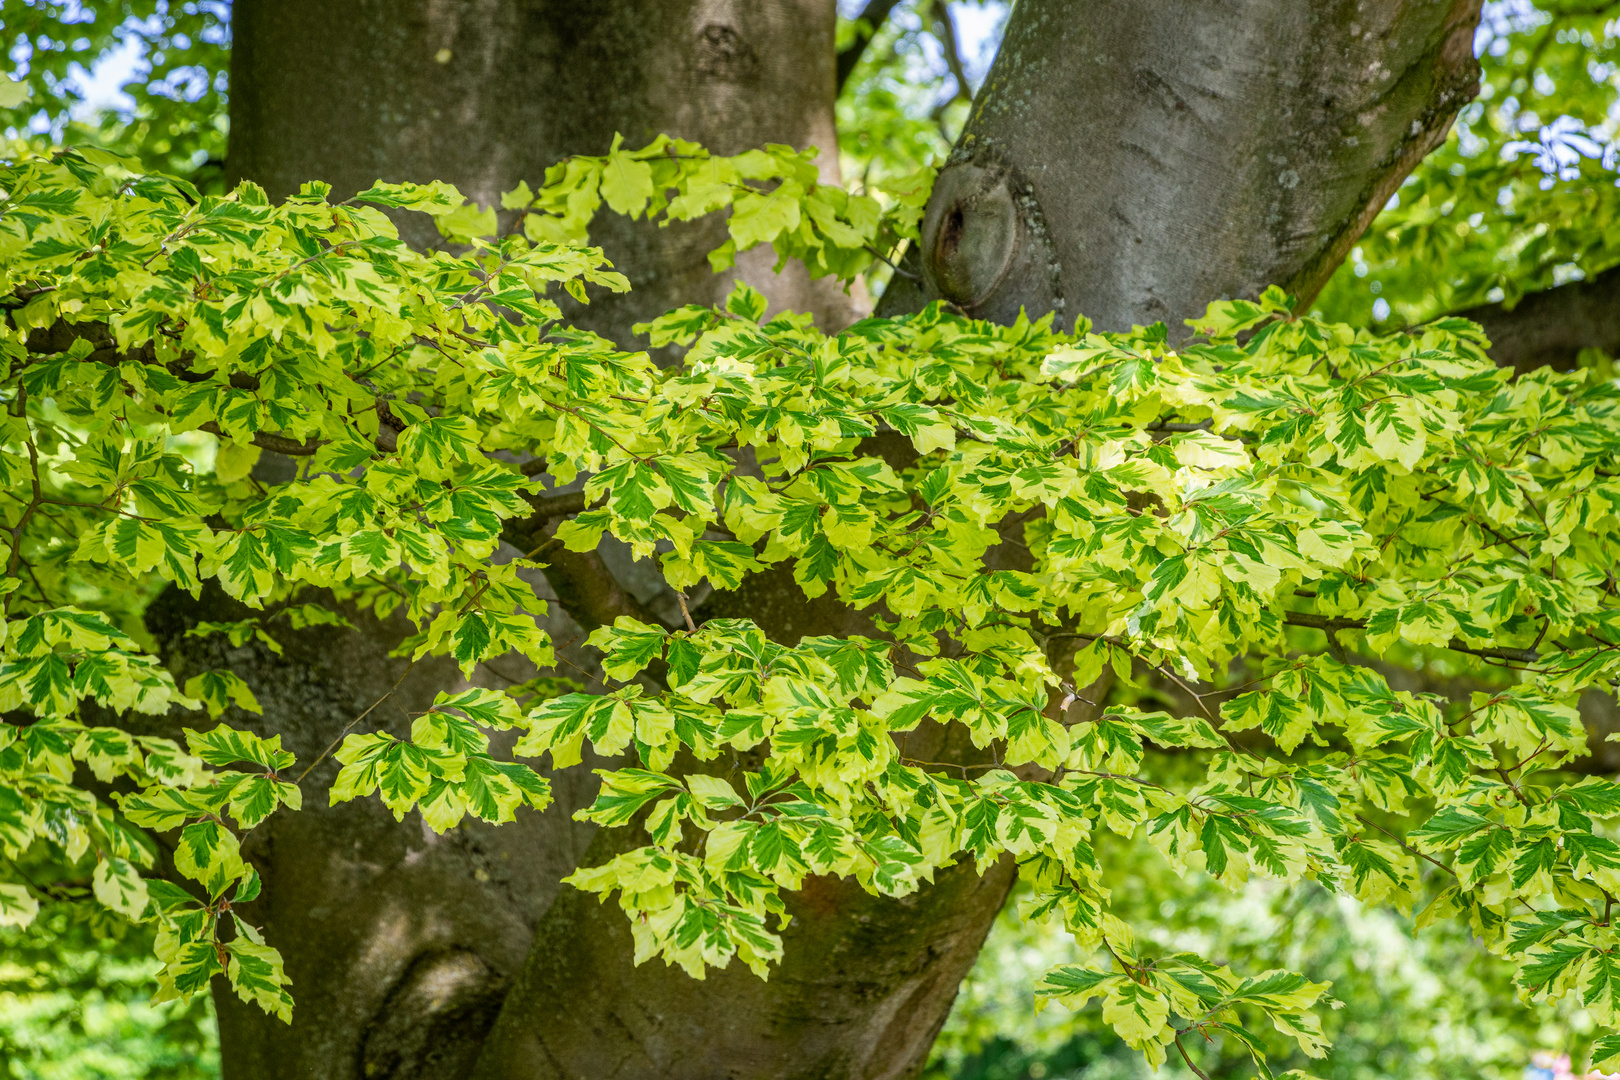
left=1581, top=949, right=1620, bottom=1025
left=400, top=416, right=482, bottom=482
left=0, top=73, right=30, bottom=108
left=329, top=731, right=463, bottom=821
left=601, top=143, right=656, bottom=217
left=1101, top=978, right=1170, bottom=1052
left=1037, top=966, right=1117, bottom=1009
left=226, top=936, right=294, bottom=1023
left=587, top=618, right=668, bottom=681
left=0, top=882, right=39, bottom=928
left=175, top=820, right=247, bottom=899
left=1591, top=1033, right=1620, bottom=1073
left=729, top=183, right=803, bottom=250
left=93, top=856, right=151, bottom=920
left=687, top=773, right=745, bottom=812
left=183, top=667, right=265, bottom=718
left=1171, top=430, right=1250, bottom=470
left=184, top=723, right=293, bottom=771
left=578, top=768, right=683, bottom=828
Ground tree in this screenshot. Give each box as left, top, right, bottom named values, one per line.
left=2, top=3, right=1619, bottom=1080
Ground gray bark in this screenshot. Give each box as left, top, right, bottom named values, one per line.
left=227, top=0, right=861, bottom=340
left=179, top=2, right=1491, bottom=1077
left=885, top=0, right=1483, bottom=333
left=205, top=2, right=881, bottom=1076
left=144, top=584, right=604, bottom=1080
left=1452, top=263, right=1620, bottom=375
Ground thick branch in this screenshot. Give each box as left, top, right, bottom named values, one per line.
left=1452, top=263, right=1620, bottom=375
left=1282, top=611, right=1540, bottom=664
left=887, top=0, right=1484, bottom=331
left=197, top=421, right=323, bottom=457
left=500, top=506, right=676, bottom=634
left=932, top=2, right=973, bottom=105
left=835, top=0, right=904, bottom=94
left=518, top=489, right=588, bottom=520
left=20, top=316, right=157, bottom=367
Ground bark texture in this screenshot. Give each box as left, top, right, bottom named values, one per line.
left=474, top=754, right=1015, bottom=1080
left=886, top=0, right=1483, bottom=332
left=1453, top=263, right=1620, bottom=374
left=146, top=583, right=605, bottom=1079
left=209, top=2, right=883, bottom=1075
left=228, top=0, right=861, bottom=340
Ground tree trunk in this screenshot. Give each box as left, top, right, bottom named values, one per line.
left=472, top=733, right=1016, bottom=1080
left=191, top=2, right=1487, bottom=1077
left=146, top=584, right=608, bottom=1080
left=227, top=0, right=861, bottom=339
left=887, top=0, right=1483, bottom=332
left=201, top=2, right=867, bottom=1076
left=1452, top=264, right=1620, bottom=374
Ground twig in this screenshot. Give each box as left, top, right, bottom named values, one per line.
left=1355, top=813, right=1456, bottom=877
left=675, top=591, right=698, bottom=632
left=293, top=658, right=418, bottom=784
left=1174, top=1033, right=1214, bottom=1080
left=864, top=244, right=920, bottom=282
left=1282, top=611, right=1541, bottom=664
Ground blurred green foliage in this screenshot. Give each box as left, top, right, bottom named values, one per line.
left=835, top=0, right=1004, bottom=188
left=1313, top=0, right=1620, bottom=329
left=1, top=902, right=216, bottom=1079
left=0, top=0, right=229, bottom=185
left=926, top=767, right=1594, bottom=1080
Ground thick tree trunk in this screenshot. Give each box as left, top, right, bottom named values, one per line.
left=227, top=0, right=861, bottom=339
left=473, top=732, right=1016, bottom=1080
left=1452, top=264, right=1620, bottom=374
left=193, top=2, right=1489, bottom=1078
left=885, top=0, right=1483, bottom=332
left=146, top=584, right=607, bottom=1080
left=204, top=2, right=874, bottom=1076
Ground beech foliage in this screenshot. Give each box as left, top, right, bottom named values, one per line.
left=3, top=122, right=1620, bottom=1075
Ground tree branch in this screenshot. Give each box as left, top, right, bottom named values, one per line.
left=500, top=507, right=677, bottom=634
left=932, top=2, right=973, bottom=105
left=21, top=316, right=157, bottom=368
left=1282, top=611, right=1540, bottom=664
left=520, top=488, right=589, bottom=521
left=836, top=0, right=904, bottom=95
left=1451, top=263, right=1620, bottom=375
left=198, top=422, right=324, bottom=458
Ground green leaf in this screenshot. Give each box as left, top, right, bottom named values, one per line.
left=601, top=142, right=656, bottom=217
left=0, top=73, right=31, bottom=108
left=175, top=820, right=247, bottom=899
left=184, top=723, right=293, bottom=771
left=587, top=618, right=668, bottom=681
left=226, top=934, right=293, bottom=1023
left=93, top=856, right=151, bottom=920
left=0, top=882, right=39, bottom=928
left=687, top=773, right=745, bottom=812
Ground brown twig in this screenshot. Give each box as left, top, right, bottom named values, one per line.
left=1174, top=1033, right=1214, bottom=1080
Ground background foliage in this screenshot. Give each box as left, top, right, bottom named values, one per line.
left=1313, top=0, right=1620, bottom=329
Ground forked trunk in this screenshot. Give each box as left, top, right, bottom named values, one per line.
left=191, top=1, right=1482, bottom=1076
left=885, top=0, right=1482, bottom=333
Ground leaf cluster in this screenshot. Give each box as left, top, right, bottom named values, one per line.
left=1, top=139, right=1619, bottom=1076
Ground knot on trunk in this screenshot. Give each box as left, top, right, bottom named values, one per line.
left=695, top=23, right=760, bottom=84
left=920, top=160, right=1061, bottom=324
left=361, top=948, right=508, bottom=1079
